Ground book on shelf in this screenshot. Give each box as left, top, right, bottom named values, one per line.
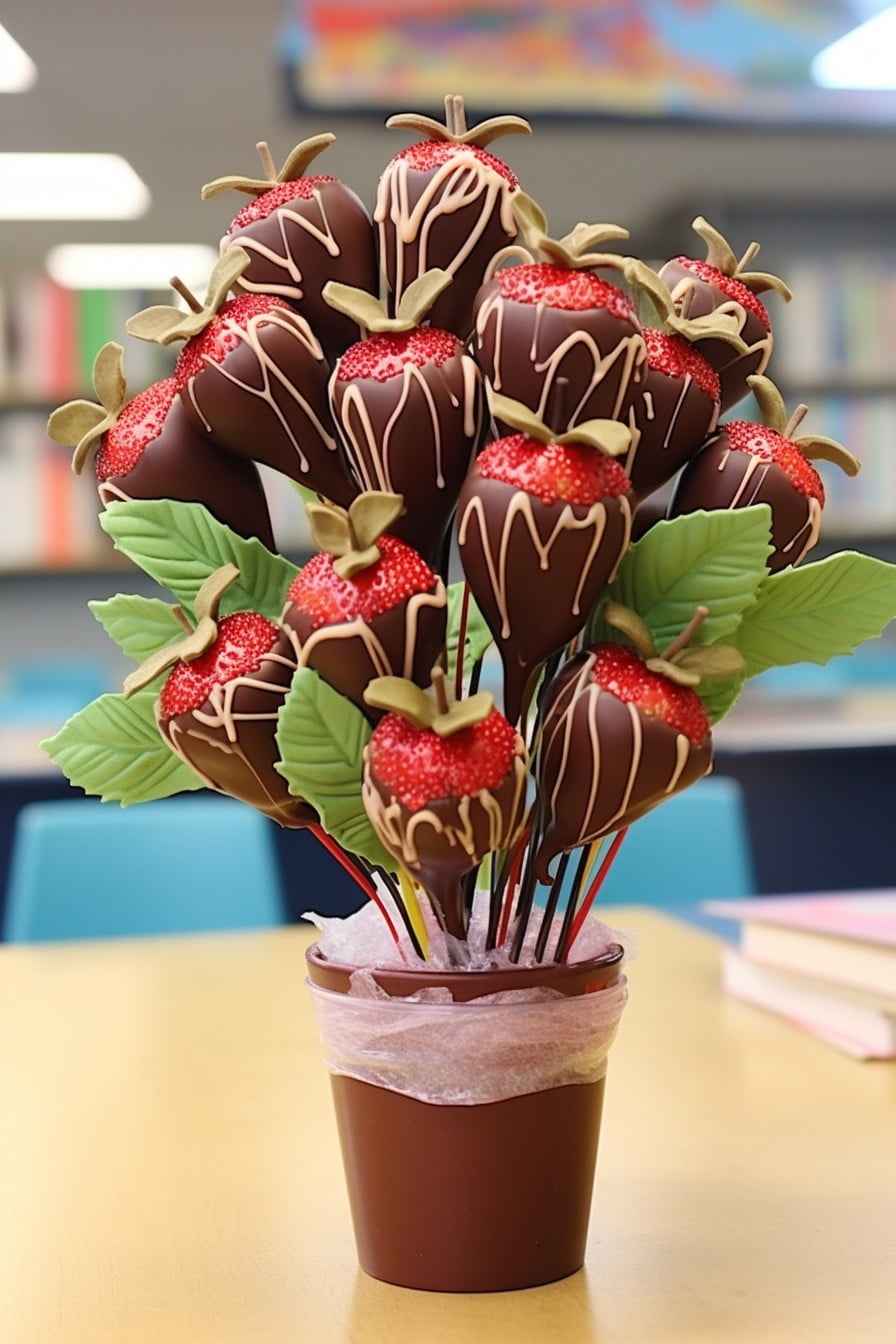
left=721, top=947, right=896, bottom=1060
left=703, top=892, right=896, bottom=1058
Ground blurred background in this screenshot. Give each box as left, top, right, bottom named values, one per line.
left=1, top=1, right=896, bottom=903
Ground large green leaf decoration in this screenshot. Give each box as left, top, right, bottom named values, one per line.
left=446, top=581, right=493, bottom=680
left=41, top=690, right=204, bottom=806
left=734, top=551, right=896, bottom=677
left=700, top=670, right=748, bottom=726
left=588, top=507, right=773, bottom=651
left=275, top=667, right=395, bottom=870
left=89, top=594, right=186, bottom=665
left=100, top=499, right=299, bottom=621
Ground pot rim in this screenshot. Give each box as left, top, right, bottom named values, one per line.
left=305, top=939, right=625, bottom=1002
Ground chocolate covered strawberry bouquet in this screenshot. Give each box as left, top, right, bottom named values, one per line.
left=45, top=96, right=896, bottom=968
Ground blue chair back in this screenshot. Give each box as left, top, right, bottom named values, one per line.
left=3, top=796, right=285, bottom=942
left=597, top=775, right=755, bottom=908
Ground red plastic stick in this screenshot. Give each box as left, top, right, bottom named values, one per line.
left=310, top=823, right=401, bottom=947
left=562, top=828, right=628, bottom=961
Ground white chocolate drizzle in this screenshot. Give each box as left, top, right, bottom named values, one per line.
left=282, top=580, right=447, bottom=683
left=475, top=288, right=646, bottom=426
left=458, top=489, right=633, bottom=639
left=332, top=353, right=482, bottom=496
left=185, top=307, right=337, bottom=473
left=375, top=152, right=517, bottom=308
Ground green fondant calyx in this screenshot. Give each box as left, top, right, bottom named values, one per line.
left=122, top=564, right=240, bottom=697
left=201, top=134, right=337, bottom=200
left=602, top=600, right=745, bottom=688
left=364, top=666, right=494, bottom=738
left=307, top=492, right=406, bottom=579
left=387, top=93, right=530, bottom=148
left=125, top=248, right=251, bottom=346
left=624, top=258, right=748, bottom=352
left=747, top=376, right=861, bottom=477
left=513, top=193, right=630, bottom=273
left=691, top=216, right=792, bottom=300
left=488, top=390, right=631, bottom=459
left=47, top=342, right=128, bottom=475
left=323, top=269, right=452, bottom=334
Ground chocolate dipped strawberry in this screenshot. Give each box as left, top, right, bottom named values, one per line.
left=668, top=374, right=860, bottom=572
left=375, top=93, right=530, bottom=341
left=362, top=669, right=528, bottom=940
left=657, top=217, right=792, bottom=411
left=126, top=249, right=357, bottom=508
left=123, top=565, right=314, bottom=828
left=47, top=342, right=275, bottom=548
left=474, top=195, right=646, bottom=434
left=202, top=135, right=377, bottom=364
left=280, top=492, right=447, bottom=716
left=324, top=271, right=485, bottom=569
left=532, top=604, right=741, bottom=881
left=457, top=393, right=634, bottom=727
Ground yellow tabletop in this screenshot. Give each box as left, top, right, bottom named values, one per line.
left=1, top=910, right=894, bottom=1344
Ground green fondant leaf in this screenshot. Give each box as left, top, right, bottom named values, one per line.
left=275, top=667, right=394, bottom=870
left=88, top=594, right=188, bottom=665
left=588, top=507, right=773, bottom=652
left=734, top=552, right=896, bottom=677
left=99, top=499, right=298, bottom=621
left=446, top=582, right=493, bottom=680
left=699, top=670, right=748, bottom=725
left=41, top=690, right=203, bottom=806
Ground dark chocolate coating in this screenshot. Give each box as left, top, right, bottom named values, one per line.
left=375, top=157, right=519, bottom=342
left=624, top=359, right=719, bottom=502
left=363, top=761, right=527, bottom=938
left=533, top=649, right=712, bottom=881
left=159, top=629, right=316, bottom=829
left=226, top=180, right=378, bottom=365
left=474, top=279, right=647, bottom=435
left=281, top=580, right=447, bottom=720
left=330, top=345, right=484, bottom=568
left=667, top=429, right=821, bottom=571
left=97, top=393, right=276, bottom=549
left=657, top=259, right=772, bottom=412
left=456, top=471, right=633, bottom=727
left=179, top=306, right=358, bottom=508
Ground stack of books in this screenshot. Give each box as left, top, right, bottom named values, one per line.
left=703, top=893, right=896, bottom=1060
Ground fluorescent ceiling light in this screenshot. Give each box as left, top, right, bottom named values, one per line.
left=0, top=23, right=36, bottom=92
left=46, top=244, right=220, bottom=292
left=0, top=154, right=150, bottom=219
left=811, top=5, right=896, bottom=89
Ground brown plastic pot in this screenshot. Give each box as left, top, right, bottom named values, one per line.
left=306, top=941, right=625, bottom=1293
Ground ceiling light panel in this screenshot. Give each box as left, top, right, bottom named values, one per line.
left=0, top=154, right=150, bottom=219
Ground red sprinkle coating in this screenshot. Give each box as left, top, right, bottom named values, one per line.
left=671, top=256, right=770, bottom=329
left=494, top=262, right=636, bottom=317
left=336, top=327, right=461, bottom=381
left=95, top=377, right=177, bottom=480
left=592, top=643, right=709, bottom=745
left=391, top=139, right=518, bottom=188
left=368, top=707, right=519, bottom=811
left=642, top=327, right=720, bottom=401
left=174, top=293, right=293, bottom=385
left=230, top=176, right=337, bottom=230
left=724, top=420, right=825, bottom=503
left=158, top=611, right=281, bottom=720
left=477, top=434, right=631, bottom=504
left=286, top=535, right=436, bottom=626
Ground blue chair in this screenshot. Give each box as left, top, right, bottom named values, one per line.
left=594, top=776, right=755, bottom=935
left=3, top=795, right=285, bottom=942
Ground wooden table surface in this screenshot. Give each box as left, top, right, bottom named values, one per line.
left=2, top=910, right=894, bottom=1344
